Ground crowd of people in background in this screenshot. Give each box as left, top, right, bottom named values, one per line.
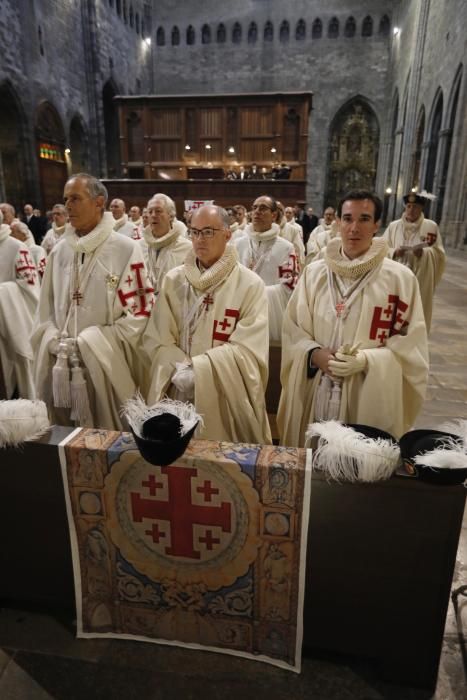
left=0, top=178, right=445, bottom=446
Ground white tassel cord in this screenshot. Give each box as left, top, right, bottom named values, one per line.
left=70, top=365, right=92, bottom=425
left=52, top=337, right=71, bottom=408
left=122, top=392, right=203, bottom=438
left=306, top=420, right=400, bottom=483
left=0, top=400, right=50, bottom=448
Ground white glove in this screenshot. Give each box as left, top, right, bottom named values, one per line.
left=328, top=351, right=367, bottom=378
left=171, top=362, right=195, bottom=393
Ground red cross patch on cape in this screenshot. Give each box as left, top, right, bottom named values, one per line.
left=118, top=261, right=155, bottom=317
left=369, top=294, right=409, bottom=345
left=212, top=308, right=240, bottom=342
left=278, top=253, right=298, bottom=291
left=37, top=256, right=47, bottom=279
left=16, top=249, right=37, bottom=285
left=423, top=232, right=437, bottom=246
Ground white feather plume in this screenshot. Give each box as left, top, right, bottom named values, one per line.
left=418, top=189, right=437, bottom=201
left=121, top=392, right=203, bottom=438
left=0, top=400, right=50, bottom=447
left=306, top=420, right=400, bottom=482
left=437, top=420, right=467, bottom=448
left=414, top=435, right=467, bottom=470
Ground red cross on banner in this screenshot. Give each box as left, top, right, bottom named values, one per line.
left=131, top=466, right=231, bottom=559
left=369, top=294, right=409, bottom=345
left=16, top=249, right=36, bottom=285
left=118, top=262, right=155, bottom=317
left=426, top=232, right=437, bottom=246
left=278, top=253, right=298, bottom=291
left=212, top=308, right=240, bottom=342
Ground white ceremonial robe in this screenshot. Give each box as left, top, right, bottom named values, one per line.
left=278, top=242, right=428, bottom=446
left=32, top=212, right=155, bottom=429
left=130, top=217, right=143, bottom=240
left=382, top=215, right=446, bottom=331
left=114, top=214, right=138, bottom=239
left=139, top=220, right=191, bottom=296
left=144, top=250, right=271, bottom=444
left=230, top=220, right=247, bottom=242
left=279, top=220, right=305, bottom=268
left=42, top=223, right=65, bottom=255
left=235, top=224, right=297, bottom=343
left=305, top=222, right=339, bottom=265
left=0, top=228, right=40, bottom=398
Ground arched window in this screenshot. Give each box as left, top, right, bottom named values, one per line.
left=129, top=5, right=134, bottom=28
left=279, top=20, right=289, bottom=43
left=312, top=18, right=322, bottom=39
left=171, top=26, right=180, bottom=46
left=379, top=15, right=390, bottom=36
left=425, top=93, right=443, bottom=195
left=123, top=0, right=127, bottom=24
left=135, top=12, right=140, bottom=34
left=202, top=24, right=211, bottom=44
left=248, top=22, right=257, bottom=44
left=186, top=25, right=195, bottom=45
left=410, top=108, right=425, bottom=190
left=109, top=0, right=113, bottom=7
left=232, top=22, right=242, bottom=43
left=38, top=25, right=44, bottom=56
left=295, top=19, right=306, bottom=40
left=328, top=17, right=339, bottom=38
left=217, top=23, right=226, bottom=43
left=264, top=21, right=273, bottom=42
left=116, top=0, right=121, bottom=17
left=344, top=17, right=356, bottom=38
left=362, top=16, right=373, bottom=37
left=156, top=27, right=165, bottom=46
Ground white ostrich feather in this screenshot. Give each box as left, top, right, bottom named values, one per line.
left=306, top=420, right=400, bottom=482
left=121, top=392, right=203, bottom=438
left=437, top=420, right=467, bottom=448
left=418, top=189, right=437, bottom=201
left=0, top=400, right=50, bottom=447
left=414, top=436, right=467, bottom=470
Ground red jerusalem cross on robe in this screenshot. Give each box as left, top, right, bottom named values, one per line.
left=16, top=249, right=36, bottom=285
left=118, top=262, right=155, bottom=317
left=425, top=232, right=437, bottom=246
left=212, top=308, right=240, bottom=342
left=130, top=466, right=231, bottom=559
left=369, top=294, right=409, bottom=345
left=278, top=253, right=298, bottom=291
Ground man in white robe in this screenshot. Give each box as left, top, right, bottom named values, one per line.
left=234, top=196, right=298, bottom=343
left=229, top=205, right=248, bottom=241
left=284, top=206, right=304, bottom=239
left=32, top=174, right=155, bottom=430
left=110, top=198, right=138, bottom=238
left=41, top=204, right=67, bottom=255
left=278, top=190, right=428, bottom=446
left=144, top=205, right=271, bottom=444
left=382, top=191, right=445, bottom=331
left=11, top=221, right=47, bottom=281
left=0, top=210, right=40, bottom=398
left=129, top=205, right=143, bottom=240
left=139, top=193, right=191, bottom=297
left=277, top=201, right=305, bottom=268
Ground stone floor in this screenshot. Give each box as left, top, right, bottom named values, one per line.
left=0, top=250, right=466, bottom=699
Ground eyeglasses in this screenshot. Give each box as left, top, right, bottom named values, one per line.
left=252, top=204, right=273, bottom=213
left=188, top=227, right=224, bottom=239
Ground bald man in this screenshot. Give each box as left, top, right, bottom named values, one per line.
left=110, top=198, right=137, bottom=238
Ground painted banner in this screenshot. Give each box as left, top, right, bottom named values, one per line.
left=59, top=429, right=311, bottom=671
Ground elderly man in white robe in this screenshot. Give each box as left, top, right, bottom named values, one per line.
left=0, top=209, right=40, bottom=399
left=110, top=198, right=138, bottom=238
left=278, top=190, right=428, bottom=447
left=129, top=205, right=143, bottom=240
left=229, top=205, right=248, bottom=241
left=382, top=191, right=445, bottom=332
left=277, top=200, right=305, bottom=269
left=234, top=196, right=298, bottom=343
left=41, top=204, right=67, bottom=255
left=32, top=173, right=155, bottom=430
left=305, top=206, right=338, bottom=263
left=10, top=221, right=47, bottom=281
left=144, top=204, right=271, bottom=444
left=139, top=193, right=191, bottom=296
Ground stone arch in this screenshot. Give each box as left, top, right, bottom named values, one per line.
left=232, top=22, right=242, bottom=43
left=424, top=90, right=443, bottom=195
left=328, top=17, right=339, bottom=39
left=379, top=15, right=390, bottom=36
left=202, top=24, right=211, bottom=44
left=69, top=114, right=89, bottom=174
left=0, top=81, right=28, bottom=208
left=171, top=26, right=180, bottom=46
left=248, top=22, right=257, bottom=44
left=325, top=96, right=380, bottom=206
left=156, top=27, right=165, bottom=46
left=362, top=16, right=373, bottom=37
left=436, top=66, right=463, bottom=221
left=295, top=19, right=306, bottom=40
left=217, top=23, right=226, bottom=43
left=344, top=17, right=356, bottom=38
left=312, top=18, right=322, bottom=39
left=186, top=25, right=195, bottom=45
left=102, top=78, right=121, bottom=178
left=279, top=20, right=289, bottom=43
left=264, top=21, right=273, bottom=42
left=35, top=100, right=68, bottom=209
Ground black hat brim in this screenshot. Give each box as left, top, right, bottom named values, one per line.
left=399, top=429, right=467, bottom=485
left=130, top=423, right=198, bottom=466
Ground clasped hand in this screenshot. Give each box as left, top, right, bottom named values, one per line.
left=328, top=342, right=367, bottom=378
